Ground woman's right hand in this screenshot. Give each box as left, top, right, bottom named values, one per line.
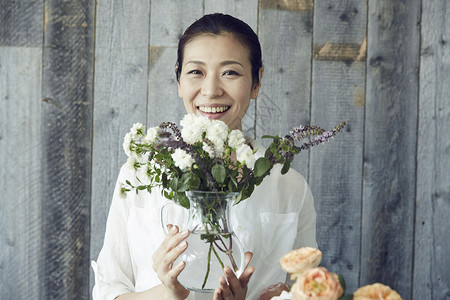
left=152, top=224, right=190, bottom=299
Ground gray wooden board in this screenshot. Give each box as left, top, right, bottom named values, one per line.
left=414, top=0, right=450, bottom=299
left=147, top=2, right=203, bottom=126
left=0, top=0, right=43, bottom=46
left=362, top=0, right=420, bottom=297
left=310, top=0, right=366, bottom=294
left=90, top=0, right=150, bottom=293
left=149, top=0, right=203, bottom=47
left=204, top=0, right=259, bottom=32
left=0, top=47, right=42, bottom=300
left=310, top=61, right=365, bottom=293
left=40, top=0, right=94, bottom=298
left=257, top=4, right=313, bottom=176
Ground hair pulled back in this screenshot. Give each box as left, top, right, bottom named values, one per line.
left=176, top=13, right=263, bottom=85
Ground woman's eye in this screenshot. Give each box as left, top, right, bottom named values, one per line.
left=187, top=70, right=202, bottom=75
left=223, top=70, right=240, bottom=76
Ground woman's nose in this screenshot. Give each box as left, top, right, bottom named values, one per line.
left=201, top=75, right=223, bottom=98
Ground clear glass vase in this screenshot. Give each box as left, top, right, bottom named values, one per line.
left=162, top=191, right=245, bottom=293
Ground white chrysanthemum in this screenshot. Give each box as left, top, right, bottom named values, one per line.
left=123, top=132, right=133, bottom=157
left=171, top=148, right=195, bottom=170
left=181, top=114, right=211, bottom=144
left=202, top=143, right=216, bottom=158
left=206, top=120, right=228, bottom=142
left=143, top=127, right=158, bottom=144
left=228, top=130, right=245, bottom=149
left=180, top=113, right=197, bottom=128
left=236, top=144, right=256, bottom=169
left=130, top=123, right=145, bottom=139
left=181, top=126, right=204, bottom=144
left=126, top=156, right=139, bottom=171
left=208, top=136, right=225, bottom=156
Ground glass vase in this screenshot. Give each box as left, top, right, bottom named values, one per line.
left=161, top=191, right=245, bottom=293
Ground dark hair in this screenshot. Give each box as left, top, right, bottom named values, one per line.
left=176, top=13, right=262, bottom=85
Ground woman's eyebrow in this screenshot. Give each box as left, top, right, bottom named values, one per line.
left=184, top=60, right=244, bottom=67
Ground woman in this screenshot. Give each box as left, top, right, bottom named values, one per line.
left=92, top=13, right=317, bottom=300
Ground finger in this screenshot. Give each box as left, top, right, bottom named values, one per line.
left=224, top=266, right=241, bottom=292
left=244, top=251, right=253, bottom=269
left=218, top=275, right=233, bottom=299
left=164, top=228, right=190, bottom=253
left=239, top=266, right=255, bottom=288
left=166, top=260, right=186, bottom=282
left=164, top=238, right=189, bottom=270
left=213, top=288, right=224, bottom=300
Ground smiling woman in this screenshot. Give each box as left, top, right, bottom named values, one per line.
left=92, top=13, right=317, bottom=300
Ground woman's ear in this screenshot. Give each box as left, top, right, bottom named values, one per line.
left=251, top=67, right=264, bottom=99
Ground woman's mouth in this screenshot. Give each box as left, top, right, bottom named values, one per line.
left=197, top=106, right=230, bottom=114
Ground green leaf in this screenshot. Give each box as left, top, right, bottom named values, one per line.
left=261, top=135, right=278, bottom=139
left=212, top=164, right=226, bottom=183
left=338, top=274, right=346, bottom=293
left=190, top=175, right=201, bottom=190
left=281, top=160, right=291, bottom=175
left=254, top=157, right=271, bottom=177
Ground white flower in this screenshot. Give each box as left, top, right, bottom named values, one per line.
left=202, top=143, right=216, bottom=158
left=206, top=120, right=229, bottom=142
left=126, top=156, right=139, bottom=171
left=236, top=144, right=255, bottom=169
left=143, top=127, right=158, bottom=144
left=171, top=148, right=195, bottom=170
left=130, top=123, right=145, bottom=139
left=228, top=130, right=246, bottom=149
left=123, top=132, right=133, bottom=157
left=180, top=114, right=211, bottom=144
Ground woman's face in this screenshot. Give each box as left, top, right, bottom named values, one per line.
left=178, top=33, right=262, bottom=131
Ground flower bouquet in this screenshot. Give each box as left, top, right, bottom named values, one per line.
left=121, top=114, right=345, bottom=291
left=272, top=247, right=403, bottom=300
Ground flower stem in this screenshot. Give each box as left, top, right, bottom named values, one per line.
left=202, top=242, right=213, bottom=289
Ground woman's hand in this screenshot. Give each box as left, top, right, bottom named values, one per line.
left=213, top=252, right=254, bottom=300
left=257, top=282, right=290, bottom=300
left=152, top=224, right=190, bottom=299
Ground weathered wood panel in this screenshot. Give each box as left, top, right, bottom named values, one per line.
left=414, top=0, right=450, bottom=299
left=0, top=47, right=42, bottom=300
left=40, top=0, right=94, bottom=298
left=310, top=1, right=367, bottom=293
left=362, top=1, right=420, bottom=298
left=257, top=0, right=313, bottom=175
left=0, top=0, right=43, bottom=46
left=90, top=0, right=150, bottom=291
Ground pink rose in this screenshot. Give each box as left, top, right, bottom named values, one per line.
left=291, top=267, right=343, bottom=300
left=280, top=247, right=322, bottom=279
left=353, top=283, right=402, bottom=300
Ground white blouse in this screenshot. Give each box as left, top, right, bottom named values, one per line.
left=92, top=145, right=317, bottom=300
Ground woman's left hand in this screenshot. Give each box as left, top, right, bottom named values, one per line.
left=213, top=252, right=254, bottom=300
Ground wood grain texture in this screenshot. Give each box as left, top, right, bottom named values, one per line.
left=257, top=5, right=313, bottom=175
left=205, top=0, right=259, bottom=32
left=149, top=0, right=203, bottom=47
left=309, top=0, right=367, bottom=293
left=413, top=0, right=450, bottom=299
left=0, top=47, right=42, bottom=300
left=259, top=0, right=313, bottom=12
left=90, top=0, right=150, bottom=292
left=0, top=0, right=43, bottom=46
left=40, top=0, right=94, bottom=298
left=362, top=1, right=420, bottom=297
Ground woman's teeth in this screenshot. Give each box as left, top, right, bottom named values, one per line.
left=198, top=106, right=230, bottom=113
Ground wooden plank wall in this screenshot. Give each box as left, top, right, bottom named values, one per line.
left=1, top=1, right=449, bottom=299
